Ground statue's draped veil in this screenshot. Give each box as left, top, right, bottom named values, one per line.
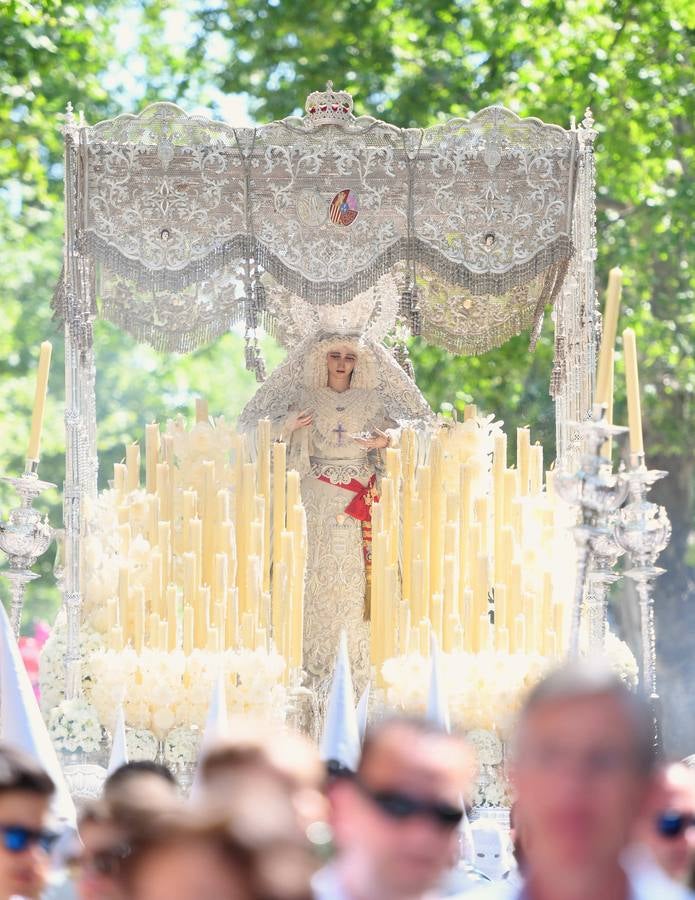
left=239, top=334, right=434, bottom=433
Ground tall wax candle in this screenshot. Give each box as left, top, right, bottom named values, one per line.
left=27, top=341, right=52, bottom=462
left=156, top=463, right=170, bottom=521
left=529, top=444, right=544, bottom=495
left=202, top=460, right=216, bottom=586
left=605, top=349, right=615, bottom=460
left=118, top=523, right=131, bottom=555
left=159, top=521, right=171, bottom=585
left=166, top=584, right=178, bottom=651
left=133, top=586, right=145, bottom=653
left=226, top=588, right=239, bottom=648
left=149, top=548, right=163, bottom=617
left=182, top=491, right=197, bottom=547
left=189, top=517, right=203, bottom=583
left=118, top=564, right=130, bottom=640
left=623, top=327, right=645, bottom=456
left=513, top=613, right=526, bottom=654
left=517, top=428, right=531, bottom=496
left=113, top=463, right=127, bottom=495
left=126, top=443, right=140, bottom=493
left=183, top=606, right=194, bottom=655
left=595, top=267, right=623, bottom=405
left=213, top=553, right=228, bottom=605
left=149, top=613, right=161, bottom=650
left=145, top=423, right=160, bottom=493
left=182, top=552, right=196, bottom=606
left=195, top=397, right=209, bottom=423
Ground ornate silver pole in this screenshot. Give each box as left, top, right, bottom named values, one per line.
left=62, top=103, right=98, bottom=699
left=615, top=454, right=670, bottom=752
left=584, top=516, right=624, bottom=649
left=555, top=404, right=629, bottom=656
left=553, top=108, right=599, bottom=471
left=0, top=463, right=55, bottom=638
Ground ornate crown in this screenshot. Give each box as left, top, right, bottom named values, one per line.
left=305, top=82, right=354, bottom=125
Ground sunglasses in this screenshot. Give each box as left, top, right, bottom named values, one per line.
left=68, top=844, right=131, bottom=878
left=354, top=779, right=464, bottom=830
left=656, top=811, right=695, bottom=839
left=0, top=824, right=57, bottom=854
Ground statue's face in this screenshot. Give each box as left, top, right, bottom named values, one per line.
left=326, top=345, right=357, bottom=387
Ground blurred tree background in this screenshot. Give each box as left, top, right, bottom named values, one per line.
left=1, top=0, right=693, bottom=750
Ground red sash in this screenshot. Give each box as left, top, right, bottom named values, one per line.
left=317, top=473, right=378, bottom=619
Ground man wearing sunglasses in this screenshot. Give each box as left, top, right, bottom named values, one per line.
left=313, top=716, right=475, bottom=900
left=466, top=663, right=693, bottom=900
left=633, top=762, right=695, bottom=886
left=0, top=743, right=56, bottom=900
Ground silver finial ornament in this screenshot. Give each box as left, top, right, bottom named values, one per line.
left=0, top=462, right=56, bottom=638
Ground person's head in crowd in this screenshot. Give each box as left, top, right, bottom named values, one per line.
left=326, top=715, right=475, bottom=900
left=636, top=761, right=695, bottom=884
left=198, top=720, right=327, bottom=838
left=72, top=799, right=129, bottom=900
left=0, top=743, right=56, bottom=900
left=101, top=760, right=178, bottom=808
left=122, top=806, right=315, bottom=900
left=510, top=661, right=656, bottom=896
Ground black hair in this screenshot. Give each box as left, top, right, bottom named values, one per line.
left=103, top=760, right=177, bottom=794
left=0, top=743, right=54, bottom=798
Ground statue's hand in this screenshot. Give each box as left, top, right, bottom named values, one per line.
left=287, top=409, right=313, bottom=432
left=353, top=428, right=390, bottom=450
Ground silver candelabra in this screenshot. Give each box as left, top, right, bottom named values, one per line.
left=584, top=513, right=625, bottom=650
left=615, top=453, right=671, bottom=752
left=0, top=461, right=55, bottom=638
left=555, top=404, right=629, bottom=656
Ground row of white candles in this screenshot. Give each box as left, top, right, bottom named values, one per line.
left=369, top=414, right=570, bottom=680
left=104, top=403, right=306, bottom=675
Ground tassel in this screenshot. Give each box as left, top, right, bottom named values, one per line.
left=244, top=337, right=255, bottom=372
left=254, top=345, right=267, bottom=383
left=252, top=278, right=266, bottom=312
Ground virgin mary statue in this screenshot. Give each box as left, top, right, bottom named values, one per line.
left=239, top=276, right=433, bottom=699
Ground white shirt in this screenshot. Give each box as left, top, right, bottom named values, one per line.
left=459, top=867, right=695, bottom=900
left=312, top=862, right=458, bottom=900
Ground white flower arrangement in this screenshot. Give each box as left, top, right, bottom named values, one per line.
left=468, top=729, right=504, bottom=767
left=382, top=635, right=639, bottom=742
left=382, top=648, right=549, bottom=739
left=473, top=766, right=512, bottom=809
left=165, top=726, right=200, bottom=765
left=48, top=697, right=103, bottom=755
left=39, top=611, right=105, bottom=716
left=86, top=646, right=287, bottom=737
left=603, top=632, right=640, bottom=690
left=123, top=728, right=158, bottom=761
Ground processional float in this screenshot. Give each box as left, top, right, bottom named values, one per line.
left=0, top=84, right=670, bottom=789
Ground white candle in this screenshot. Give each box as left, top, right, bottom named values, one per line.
left=623, top=327, right=644, bottom=456
left=595, top=267, right=623, bottom=405
left=27, top=341, right=52, bottom=462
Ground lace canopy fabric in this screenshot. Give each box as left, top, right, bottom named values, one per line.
left=54, top=92, right=580, bottom=357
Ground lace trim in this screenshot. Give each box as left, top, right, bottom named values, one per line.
left=309, top=459, right=372, bottom=485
